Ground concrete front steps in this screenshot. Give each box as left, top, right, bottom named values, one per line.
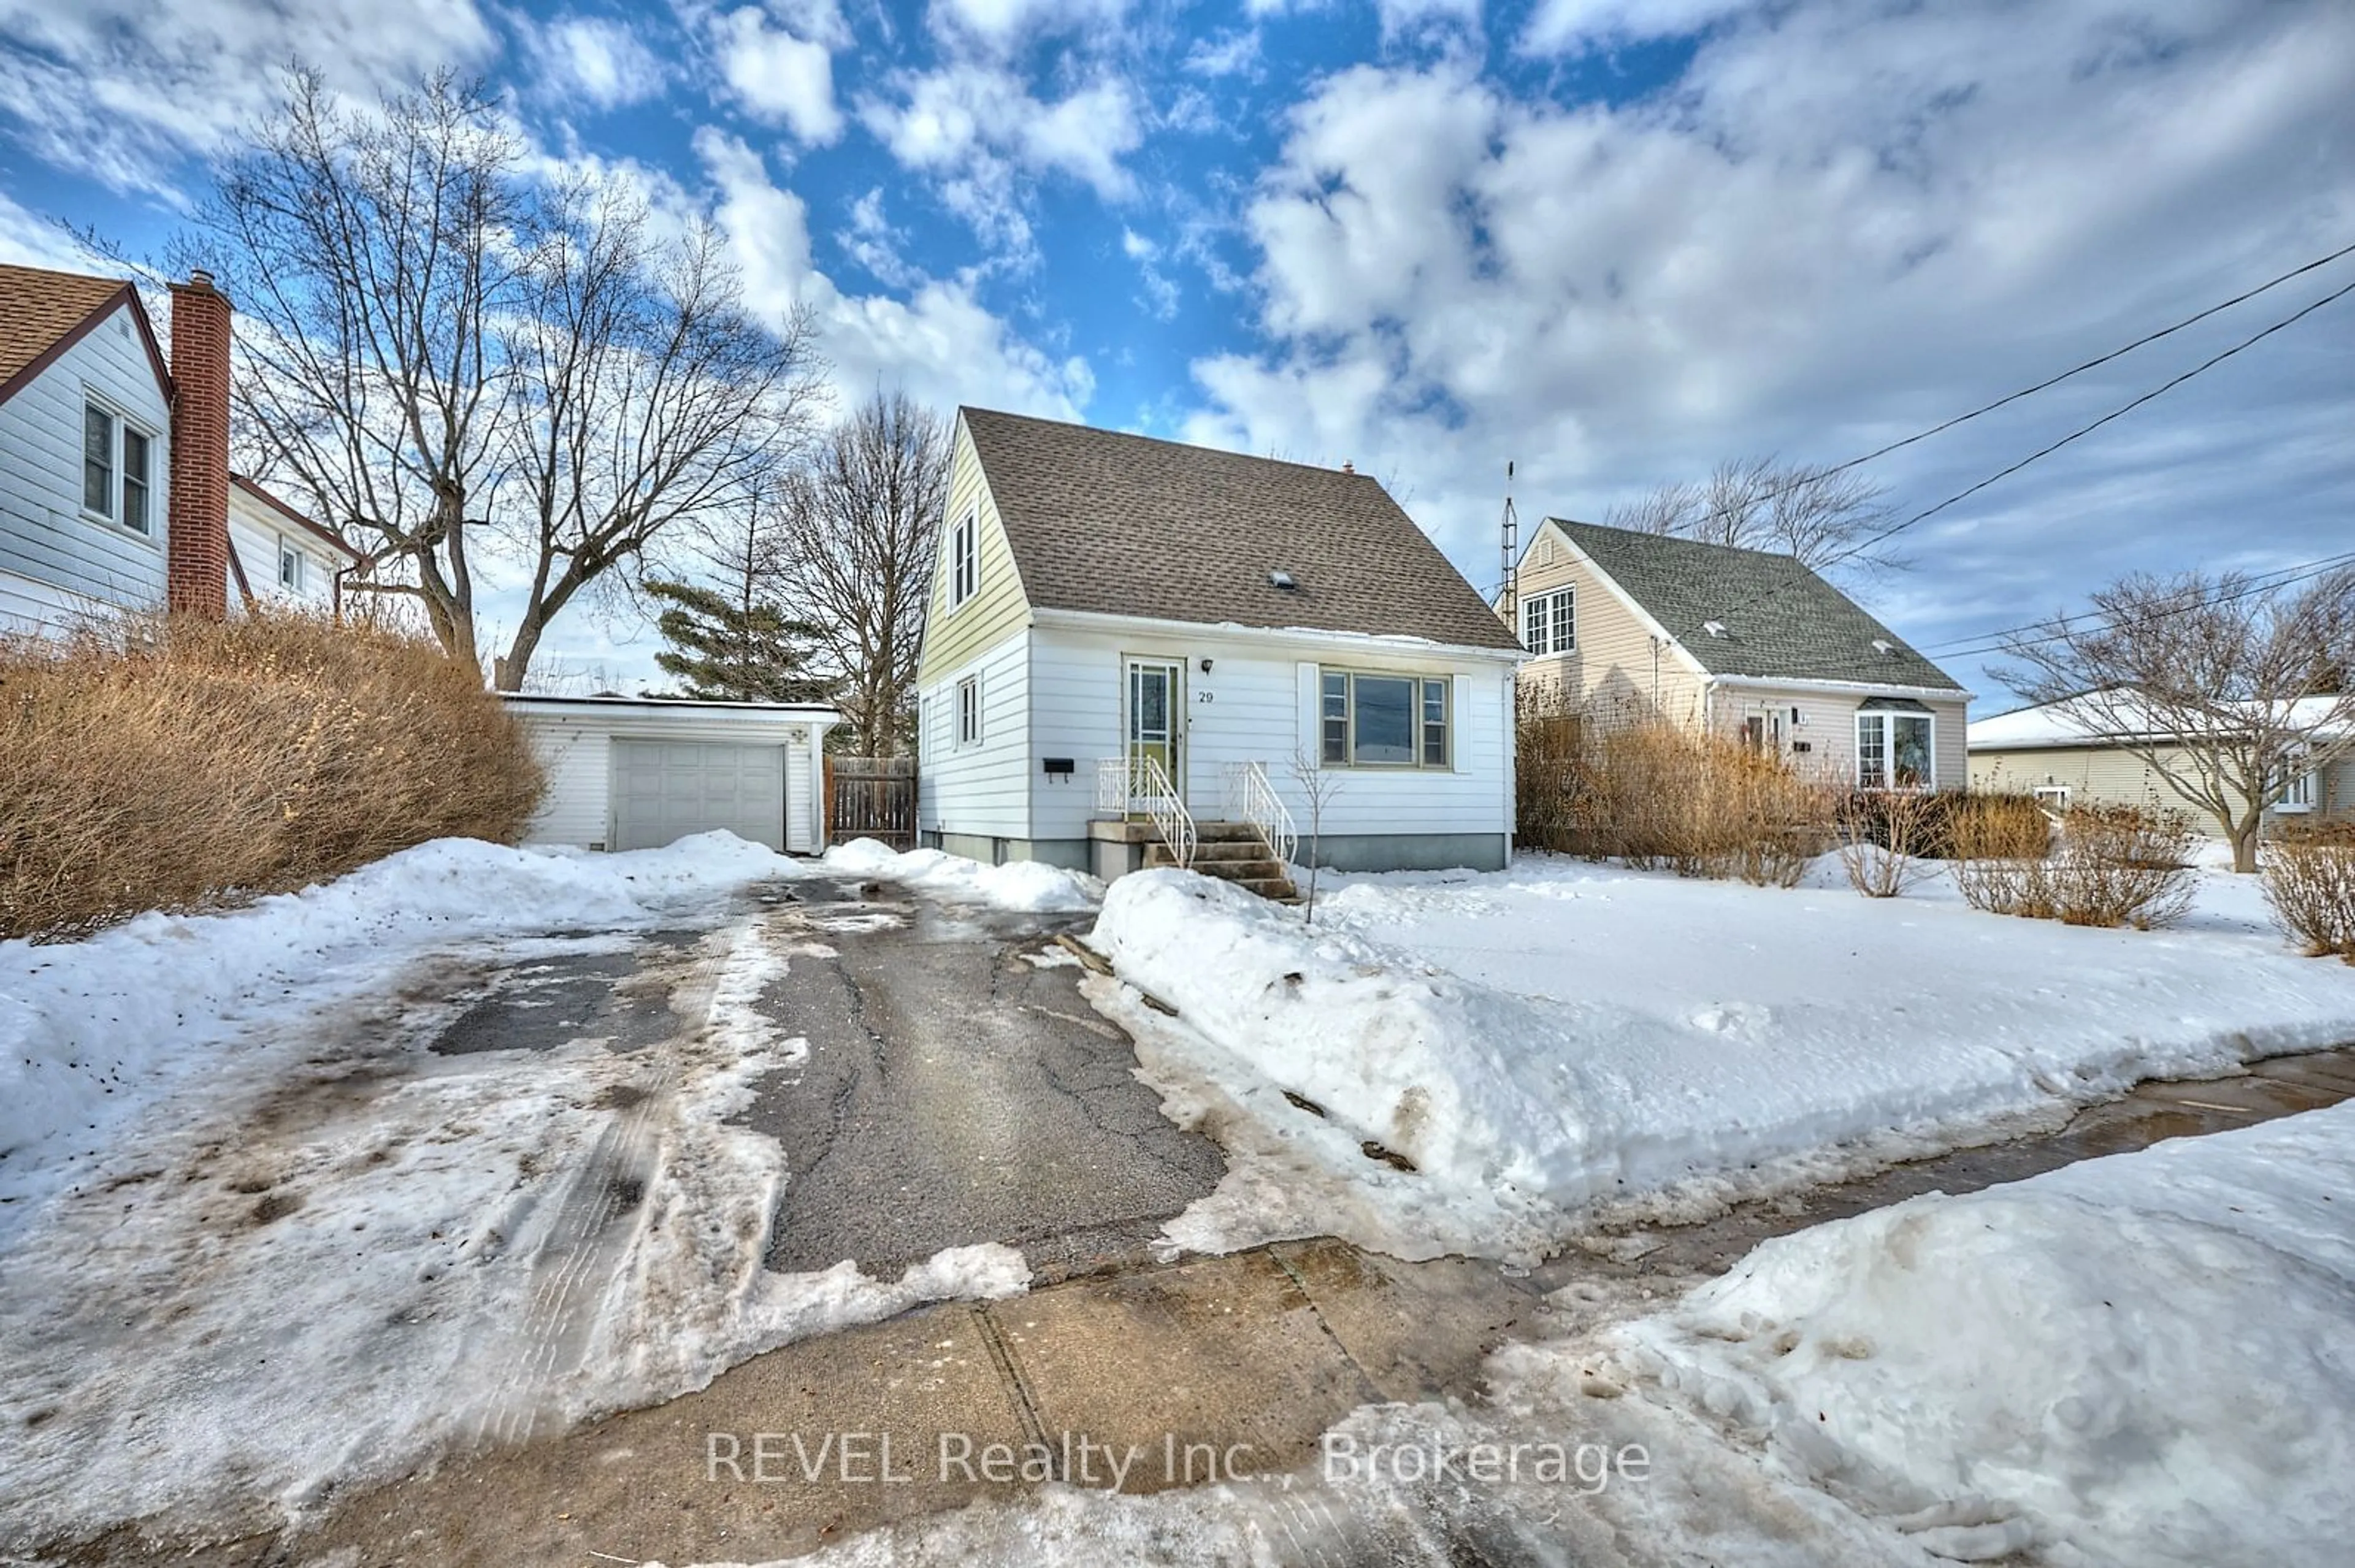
left=1143, top=820, right=1300, bottom=903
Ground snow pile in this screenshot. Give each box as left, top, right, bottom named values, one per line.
left=1606, top=1100, right=2355, bottom=1566
left=0, top=832, right=788, bottom=1221
left=825, top=838, right=1102, bottom=912
left=1089, top=861, right=2355, bottom=1258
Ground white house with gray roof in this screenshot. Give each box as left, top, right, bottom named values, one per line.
left=1508, top=519, right=1971, bottom=789
left=914, top=408, right=1525, bottom=888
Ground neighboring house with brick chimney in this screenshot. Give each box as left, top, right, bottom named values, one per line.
left=0, top=263, right=355, bottom=636
left=914, top=408, right=1524, bottom=888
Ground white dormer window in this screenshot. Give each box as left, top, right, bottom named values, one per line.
left=277, top=536, right=305, bottom=591
left=949, top=507, right=979, bottom=608
left=1522, top=586, right=1575, bottom=656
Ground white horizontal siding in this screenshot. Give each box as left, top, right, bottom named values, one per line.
left=0, top=565, right=102, bottom=637
left=1709, top=684, right=1970, bottom=791
left=1028, top=624, right=1514, bottom=841
left=0, top=299, right=171, bottom=614
left=917, top=629, right=1033, bottom=839
left=228, top=491, right=338, bottom=611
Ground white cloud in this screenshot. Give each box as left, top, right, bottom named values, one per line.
left=868, top=66, right=1140, bottom=201
left=1184, top=27, right=1262, bottom=79
left=714, top=3, right=845, bottom=145
left=925, top=0, right=1127, bottom=53
left=1520, top=0, right=1747, bottom=55
left=1191, top=0, right=2355, bottom=670
left=0, top=0, right=496, bottom=196
left=0, top=188, right=108, bottom=272
left=693, top=128, right=1091, bottom=418
left=528, top=14, right=670, bottom=112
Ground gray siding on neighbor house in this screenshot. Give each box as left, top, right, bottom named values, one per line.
left=0, top=297, right=172, bottom=625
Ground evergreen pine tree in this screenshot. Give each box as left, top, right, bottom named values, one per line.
left=645, top=578, right=832, bottom=703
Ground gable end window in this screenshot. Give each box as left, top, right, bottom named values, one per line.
left=278, top=537, right=305, bottom=591
left=1521, top=587, right=1574, bottom=656
left=1856, top=705, right=1933, bottom=789
left=82, top=400, right=155, bottom=535
left=949, top=508, right=979, bottom=608
left=1321, top=669, right=1452, bottom=769
left=956, top=674, right=981, bottom=748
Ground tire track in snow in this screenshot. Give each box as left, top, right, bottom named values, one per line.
left=469, top=922, right=752, bottom=1448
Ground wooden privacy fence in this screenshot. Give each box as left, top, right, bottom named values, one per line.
left=826, top=755, right=917, bottom=850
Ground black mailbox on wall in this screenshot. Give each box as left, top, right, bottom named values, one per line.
left=1042, top=757, right=1075, bottom=777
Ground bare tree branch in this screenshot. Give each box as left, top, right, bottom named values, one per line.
left=1991, top=568, right=2355, bottom=872
left=1606, top=456, right=1909, bottom=576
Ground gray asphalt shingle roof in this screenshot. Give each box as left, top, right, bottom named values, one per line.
left=1549, top=519, right=1964, bottom=691
left=962, top=407, right=1522, bottom=652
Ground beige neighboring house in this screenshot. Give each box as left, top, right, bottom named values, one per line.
left=1969, top=696, right=2353, bottom=828
left=1506, top=519, right=1970, bottom=789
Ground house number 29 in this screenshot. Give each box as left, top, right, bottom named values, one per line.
left=1195, top=691, right=1214, bottom=703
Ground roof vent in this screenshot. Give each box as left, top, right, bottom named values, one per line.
left=1269, top=570, right=1298, bottom=591
left=1871, top=638, right=1896, bottom=657
left=1341, top=461, right=1355, bottom=475
left=1702, top=620, right=1727, bottom=638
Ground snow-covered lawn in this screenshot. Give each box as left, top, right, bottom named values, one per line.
left=1090, top=854, right=2355, bottom=1260
left=0, top=834, right=1068, bottom=1550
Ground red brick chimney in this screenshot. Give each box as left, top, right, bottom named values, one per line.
left=167, top=269, right=231, bottom=619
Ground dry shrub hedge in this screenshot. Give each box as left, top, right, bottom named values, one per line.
left=1953, top=801, right=2196, bottom=929
left=2264, top=820, right=2355, bottom=963
left=1517, top=711, right=1836, bottom=888
left=0, top=609, right=543, bottom=941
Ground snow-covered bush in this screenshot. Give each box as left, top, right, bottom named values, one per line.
left=2264, top=822, right=2355, bottom=962
left=0, top=609, right=543, bottom=939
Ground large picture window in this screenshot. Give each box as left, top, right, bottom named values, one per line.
left=1322, top=670, right=1452, bottom=769
left=1856, top=705, right=1933, bottom=789
left=1520, top=587, right=1574, bottom=655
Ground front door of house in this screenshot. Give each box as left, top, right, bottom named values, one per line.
left=1125, top=657, right=1184, bottom=807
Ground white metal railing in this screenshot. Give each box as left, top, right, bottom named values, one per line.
left=1095, top=755, right=1131, bottom=814
left=1095, top=755, right=1197, bottom=868
left=1223, top=760, right=1298, bottom=868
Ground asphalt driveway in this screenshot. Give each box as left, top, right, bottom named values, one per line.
left=741, top=874, right=1225, bottom=1281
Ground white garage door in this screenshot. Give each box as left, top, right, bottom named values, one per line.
left=610, top=740, right=787, bottom=852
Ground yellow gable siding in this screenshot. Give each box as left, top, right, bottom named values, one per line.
left=1510, top=525, right=1706, bottom=725
left=917, top=416, right=1033, bottom=686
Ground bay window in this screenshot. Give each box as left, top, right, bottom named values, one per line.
left=1856, top=702, right=1933, bottom=789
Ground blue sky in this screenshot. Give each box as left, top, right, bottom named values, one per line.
left=2, top=0, right=2349, bottom=699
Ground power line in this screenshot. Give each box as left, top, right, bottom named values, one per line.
left=1656, top=268, right=2355, bottom=658
left=1922, top=550, right=2355, bottom=665
left=1647, top=239, right=2355, bottom=546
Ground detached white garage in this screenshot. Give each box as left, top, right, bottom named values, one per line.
left=503, top=695, right=842, bottom=854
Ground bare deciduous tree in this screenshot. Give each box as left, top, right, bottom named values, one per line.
left=494, top=186, right=822, bottom=688
left=1288, top=749, right=1341, bottom=924
left=188, top=67, right=825, bottom=690
left=773, top=393, right=949, bottom=755
left=196, top=68, right=515, bottom=669
left=1994, top=569, right=2355, bottom=873
left=1607, top=456, right=1904, bottom=575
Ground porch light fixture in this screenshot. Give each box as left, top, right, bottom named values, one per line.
left=1199, top=657, right=1214, bottom=673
